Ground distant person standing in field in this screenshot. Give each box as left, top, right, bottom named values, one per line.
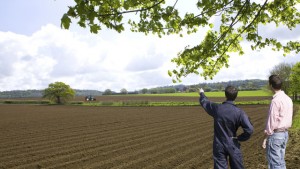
left=262, top=75, right=293, bottom=169
left=199, top=86, right=254, bottom=169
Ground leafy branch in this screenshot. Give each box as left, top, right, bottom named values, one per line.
left=212, top=0, right=269, bottom=70
left=61, top=0, right=300, bottom=82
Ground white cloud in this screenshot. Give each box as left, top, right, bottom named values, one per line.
left=206, top=44, right=300, bottom=83
left=0, top=24, right=188, bottom=91
left=0, top=21, right=299, bottom=92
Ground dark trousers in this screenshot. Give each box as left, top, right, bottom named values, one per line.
left=213, top=141, right=244, bottom=169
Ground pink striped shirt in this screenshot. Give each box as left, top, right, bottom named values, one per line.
left=264, top=90, right=293, bottom=135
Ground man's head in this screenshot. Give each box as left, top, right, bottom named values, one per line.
left=225, top=86, right=238, bottom=101
left=269, top=75, right=282, bottom=91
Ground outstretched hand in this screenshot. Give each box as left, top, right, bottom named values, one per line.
left=199, top=88, right=204, bottom=95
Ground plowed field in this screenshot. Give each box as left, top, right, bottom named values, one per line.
left=0, top=96, right=271, bottom=103
left=0, top=104, right=299, bottom=169
left=73, top=96, right=271, bottom=102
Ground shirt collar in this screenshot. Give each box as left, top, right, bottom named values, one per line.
left=223, top=100, right=236, bottom=105
left=273, top=90, right=284, bottom=98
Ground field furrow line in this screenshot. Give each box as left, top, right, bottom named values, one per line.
left=242, top=129, right=266, bottom=153
left=0, top=106, right=197, bottom=140
left=2, top=121, right=193, bottom=164
left=0, top=111, right=201, bottom=141
left=0, top=116, right=188, bottom=142
left=51, top=130, right=204, bottom=169
left=43, top=121, right=212, bottom=169
left=11, top=123, right=202, bottom=169
left=84, top=126, right=213, bottom=169
left=4, top=119, right=206, bottom=169
left=0, top=104, right=272, bottom=169
left=88, top=130, right=213, bottom=169
left=171, top=151, right=212, bottom=169
left=0, top=115, right=203, bottom=155
left=0, top=116, right=206, bottom=161
left=117, top=137, right=212, bottom=169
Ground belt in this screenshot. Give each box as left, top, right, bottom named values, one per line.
left=274, top=128, right=287, bottom=133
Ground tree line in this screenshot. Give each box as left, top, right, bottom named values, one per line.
left=1, top=62, right=299, bottom=104
left=269, top=62, right=300, bottom=101
left=137, top=79, right=268, bottom=94
left=0, top=79, right=268, bottom=98
left=0, top=89, right=100, bottom=99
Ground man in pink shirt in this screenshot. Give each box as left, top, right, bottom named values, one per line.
left=262, top=75, right=293, bottom=169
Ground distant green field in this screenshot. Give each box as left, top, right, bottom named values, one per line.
left=143, top=90, right=272, bottom=97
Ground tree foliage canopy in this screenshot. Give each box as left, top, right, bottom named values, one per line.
left=61, top=0, right=300, bottom=82
left=290, top=62, right=300, bottom=100
left=103, top=89, right=113, bottom=95
left=120, top=88, right=128, bottom=94
left=269, top=62, right=293, bottom=94
left=43, top=82, right=75, bottom=104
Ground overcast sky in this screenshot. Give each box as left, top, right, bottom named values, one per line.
left=0, top=0, right=299, bottom=92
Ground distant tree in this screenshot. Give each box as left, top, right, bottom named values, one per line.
left=120, top=88, right=128, bottom=94
left=269, top=62, right=293, bottom=94
left=182, top=86, right=188, bottom=92
left=164, top=88, right=176, bottom=93
left=43, top=82, right=75, bottom=104
left=128, top=90, right=139, bottom=94
left=141, top=88, right=148, bottom=94
left=290, top=62, right=300, bottom=101
left=203, top=86, right=212, bottom=92
left=240, top=83, right=247, bottom=90
left=103, top=89, right=113, bottom=95
left=216, top=83, right=224, bottom=91
left=149, top=89, right=158, bottom=94
left=188, top=88, right=197, bottom=93
left=245, top=81, right=258, bottom=90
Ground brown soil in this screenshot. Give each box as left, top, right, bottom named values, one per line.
left=74, top=95, right=272, bottom=103
left=0, top=104, right=298, bottom=169
left=0, top=95, right=271, bottom=103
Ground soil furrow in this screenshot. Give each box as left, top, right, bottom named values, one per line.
left=0, top=115, right=202, bottom=156
left=5, top=119, right=207, bottom=168
left=0, top=104, right=281, bottom=169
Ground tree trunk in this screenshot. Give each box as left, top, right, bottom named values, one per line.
left=293, top=92, right=296, bottom=101
left=57, top=96, right=61, bottom=104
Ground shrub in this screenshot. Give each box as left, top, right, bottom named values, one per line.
left=101, top=101, right=114, bottom=106
left=3, top=100, right=50, bottom=104
left=122, top=100, right=149, bottom=106
left=69, top=101, right=84, bottom=105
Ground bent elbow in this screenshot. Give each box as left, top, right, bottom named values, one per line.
left=238, top=131, right=253, bottom=142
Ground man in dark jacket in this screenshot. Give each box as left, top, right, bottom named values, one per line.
left=199, top=86, right=254, bottom=169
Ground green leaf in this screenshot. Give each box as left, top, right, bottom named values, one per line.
left=90, top=24, right=100, bottom=33
left=168, top=70, right=172, bottom=77
left=276, top=42, right=282, bottom=49
left=61, top=14, right=71, bottom=29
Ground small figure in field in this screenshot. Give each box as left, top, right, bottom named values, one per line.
left=199, top=86, right=254, bottom=169
left=262, top=75, right=293, bottom=169
left=85, top=95, right=96, bottom=101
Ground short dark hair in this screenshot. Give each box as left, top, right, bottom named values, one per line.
left=225, top=86, right=238, bottom=101
left=269, top=75, right=282, bottom=90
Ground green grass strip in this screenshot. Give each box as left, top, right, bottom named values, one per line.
left=79, top=100, right=270, bottom=107
left=0, top=100, right=50, bottom=104
left=141, top=90, right=272, bottom=97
